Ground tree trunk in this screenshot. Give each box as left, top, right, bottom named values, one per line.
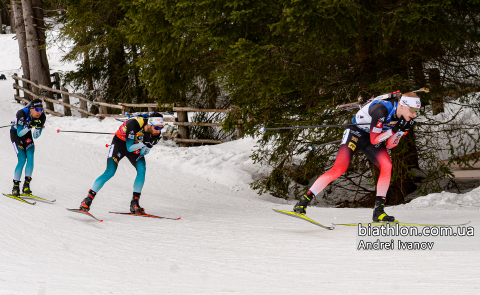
left=131, top=44, right=144, bottom=103
left=85, top=51, right=94, bottom=93
left=31, top=0, right=49, bottom=80
left=29, top=0, right=54, bottom=110
left=0, top=8, right=10, bottom=33
left=11, top=0, right=30, bottom=99
left=21, top=0, right=43, bottom=82
left=10, top=4, right=15, bottom=33
left=81, top=51, right=93, bottom=118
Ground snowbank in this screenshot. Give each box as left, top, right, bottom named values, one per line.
left=403, top=186, right=480, bottom=209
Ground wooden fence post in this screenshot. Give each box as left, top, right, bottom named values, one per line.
left=79, top=96, right=88, bottom=118
left=97, top=95, right=108, bottom=116
left=176, top=103, right=190, bottom=147
left=61, top=86, right=72, bottom=116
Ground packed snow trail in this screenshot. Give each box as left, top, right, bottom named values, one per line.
left=1, top=34, right=480, bottom=294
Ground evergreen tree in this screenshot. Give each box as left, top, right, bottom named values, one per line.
left=56, top=0, right=147, bottom=111
left=116, top=1, right=480, bottom=203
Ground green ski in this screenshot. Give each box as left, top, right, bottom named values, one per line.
left=2, top=193, right=36, bottom=205
left=273, top=209, right=335, bottom=230
left=20, top=193, right=56, bottom=203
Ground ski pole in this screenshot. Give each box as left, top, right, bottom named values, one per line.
left=56, top=129, right=117, bottom=135
left=1, top=124, right=13, bottom=129
left=263, top=123, right=370, bottom=131
left=309, top=139, right=342, bottom=150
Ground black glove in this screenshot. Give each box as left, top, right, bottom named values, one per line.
left=143, top=134, right=160, bottom=148
left=400, top=119, right=415, bottom=132
left=30, top=119, right=43, bottom=129
left=392, top=116, right=407, bottom=133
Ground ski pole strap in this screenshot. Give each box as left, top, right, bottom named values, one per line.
left=263, top=123, right=370, bottom=131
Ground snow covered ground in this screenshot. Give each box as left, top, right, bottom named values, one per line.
left=1, top=34, right=480, bottom=295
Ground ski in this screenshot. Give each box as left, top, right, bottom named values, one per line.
left=2, top=193, right=36, bottom=205
left=20, top=193, right=56, bottom=203
left=333, top=221, right=472, bottom=227
left=109, top=211, right=181, bottom=220
left=66, top=208, right=103, bottom=222
left=273, top=209, right=335, bottom=230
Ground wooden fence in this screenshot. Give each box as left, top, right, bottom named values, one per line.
left=12, top=74, right=242, bottom=147
left=442, top=152, right=480, bottom=180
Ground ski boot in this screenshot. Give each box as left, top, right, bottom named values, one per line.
left=130, top=192, right=145, bottom=214
left=293, top=191, right=315, bottom=214
left=22, top=177, right=32, bottom=195
left=12, top=180, right=20, bottom=197
left=372, top=196, right=396, bottom=222
left=80, top=189, right=96, bottom=212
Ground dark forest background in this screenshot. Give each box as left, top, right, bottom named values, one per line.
left=3, top=0, right=480, bottom=206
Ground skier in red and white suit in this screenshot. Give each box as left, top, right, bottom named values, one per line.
left=293, top=92, right=421, bottom=222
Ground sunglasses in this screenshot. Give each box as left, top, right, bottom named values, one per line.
left=408, top=107, right=420, bottom=114
left=152, top=125, right=163, bottom=130
left=34, top=108, right=43, bottom=112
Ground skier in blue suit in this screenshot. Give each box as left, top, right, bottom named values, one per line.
left=10, top=99, right=46, bottom=196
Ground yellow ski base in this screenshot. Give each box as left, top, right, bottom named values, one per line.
left=334, top=221, right=471, bottom=227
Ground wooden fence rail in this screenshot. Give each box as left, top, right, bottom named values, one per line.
left=173, top=107, right=231, bottom=113
left=174, top=122, right=223, bottom=127
left=12, top=74, right=243, bottom=146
